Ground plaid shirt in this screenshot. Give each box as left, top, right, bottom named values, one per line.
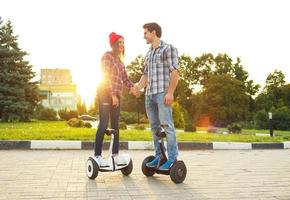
left=144, top=40, right=179, bottom=95
left=99, top=52, right=134, bottom=96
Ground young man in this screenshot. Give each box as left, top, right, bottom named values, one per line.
left=136, top=22, right=180, bottom=171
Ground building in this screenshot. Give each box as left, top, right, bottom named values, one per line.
left=39, top=68, right=77, bottom=111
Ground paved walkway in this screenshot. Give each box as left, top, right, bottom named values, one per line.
left=0, top=150, right=290, bottom=200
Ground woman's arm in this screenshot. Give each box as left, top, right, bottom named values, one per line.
left=101, top=53, right=119, bottom=96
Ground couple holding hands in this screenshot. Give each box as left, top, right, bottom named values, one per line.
left=95, top=22, right=180, bottom=171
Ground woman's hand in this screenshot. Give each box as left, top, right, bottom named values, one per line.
left=112, top=95, right=119, bottom=107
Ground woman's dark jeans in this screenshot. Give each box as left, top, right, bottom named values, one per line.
left=94, top=90, right=120, bottom=156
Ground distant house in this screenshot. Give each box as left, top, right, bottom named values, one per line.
left=39, top=68, right=77, bottom=111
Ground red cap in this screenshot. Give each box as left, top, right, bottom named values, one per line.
left=109, top=32, right=123, bottom=47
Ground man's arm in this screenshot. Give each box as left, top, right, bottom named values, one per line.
left=137, top=74, right=148, bottom=90
left=164, top=70, right=179, bottom=106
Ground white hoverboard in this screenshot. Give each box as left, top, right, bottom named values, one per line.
left=86, top=129, right=133, bottom=179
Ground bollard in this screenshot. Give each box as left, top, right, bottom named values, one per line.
left=268, top=112, right=273, bottom=137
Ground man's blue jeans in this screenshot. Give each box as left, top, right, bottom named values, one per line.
left=145, top=92, right=178, bottom=162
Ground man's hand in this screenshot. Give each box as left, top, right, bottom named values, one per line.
left=164, top=92, right=174, bottom=106
left=112, top=95, right=119, bottom=107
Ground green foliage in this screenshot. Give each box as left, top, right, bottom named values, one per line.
left=1, top=121, right=290, bottom=142
left=67, top=118, right=92, bottom=128
left=198, top=74, right=250, bottom=126
left=77, top=99, right=87, bottom=115
left=265, top=70, right=286, bottom=92
left=58, top=109, right=78, bottom=121
left=255, top=71, right=288, bottom=112
left=119, top=121, right=127, bottom=130
left=172, top=101, right=185, bottom=128
left=238, top=121, right=256, bottom=129
left=0, top=19, right=39, bottom=122
left=84, top=122, right=92, bottom=128
left=228, top=123, right=242, bottom=134
left=133, top=124, right=146, bottom=130
left=254, top=110, right=268, bottom=129
left=121, top=56, right=146, bottom=114
left=184, top=123, right=196, bottom=132
left=120, top=111, right=137, bottom=124
left=38, top=108, right=57, bottom=121
left=120, top=111, right=147, bottom=125
left=272, top=107, right=290, bottom=130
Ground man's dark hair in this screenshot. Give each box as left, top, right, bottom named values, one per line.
left=143, top=22, right=162, bottom=38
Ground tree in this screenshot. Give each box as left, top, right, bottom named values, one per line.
left=265, top=70, right=286, bottom=93
left=180, top=53, right=260, bottom=97
left=0, top=19, right=39, bottom=121
left=255, top=70, right=287, bottom=111
left=172, top=101, right=185, bottom=128
left=179, top=53, right=259, bottom=124
left=198, top=74, right=250, bottom=126
left=121, top=55, right=146, bottom=114
left=77, top=98, right=87, bottom=115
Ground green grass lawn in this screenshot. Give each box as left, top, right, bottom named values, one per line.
left=0, top=120, right=289, bottom=142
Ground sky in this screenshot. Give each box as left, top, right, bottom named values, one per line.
left=1, top=0, right=290, bottom=106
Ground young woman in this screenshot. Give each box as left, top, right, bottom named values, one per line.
left=94, top=32, right=138, bottom=164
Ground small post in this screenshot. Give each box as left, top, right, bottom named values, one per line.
left=268, top=112, right=273, bottom=137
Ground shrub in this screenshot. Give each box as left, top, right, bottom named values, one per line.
left=119, top=122, right=127, bottom=130
left=184, top=123, right=196, bottom=132
left=254, top=107, right=290, bottom=130
left=84, top=122, right=92, bottom=128
left=133, top=124, right=146, bottom=130
left=239, top=121, right=256, bottom=129
left=58, top=109, right=78, bottom=121
left=120, top=111, right=137, bottom=124
left=38, top=108, right=57, bottom=121
left=140, top=115, right=149, bottom=124
left=67, top=118, right=90, bottom=128
left=172, top=102, right=185, bottom=129
left=254, top=110, right=268, bottom=129
left=273, top=106, right=290, bottom=130
left=227, top=123, right=242, bottom=134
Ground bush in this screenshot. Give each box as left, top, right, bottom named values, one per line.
left=227, top=123, right=242, bottom=134
left=58, top=109, right=78, bottom=121
left=120, top=111, right=137, bottom=124
left=273, top=106, right=290, bottom=130
left=184, top=123, right=196, bottom=132
left=254, top=107, right=290, bottom=131
left=254, top=110, right=268, bottom=129
left=119, top=121, right=127, bottom=130
left=67, top=118, right=92, bottom=128
left=84, top=122, right=92, bottom=128
left=172, top=102, right=185, bottom=129
left=38, top=108, right=57, bottom=121
left=140, top=115, right=149, bottom=124
left=239, top=121, right=256, bottom=129
left=133, top=124, right=146, bottom=130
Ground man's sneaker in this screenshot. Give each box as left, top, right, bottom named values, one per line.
left=158, top=160, right=175, bottom=171
left=113, top=154, right=127, bottom=166
left=146, top=157, right=160, bottom=168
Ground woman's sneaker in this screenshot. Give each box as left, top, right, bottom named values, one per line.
left=95, top=155, right=109, bottom=167
left=146, top=157, right=160, bottom=168
left=113, top=154, right=127, bottom=166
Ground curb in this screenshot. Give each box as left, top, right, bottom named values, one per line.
left=1, top=140, right=290, bottom=150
